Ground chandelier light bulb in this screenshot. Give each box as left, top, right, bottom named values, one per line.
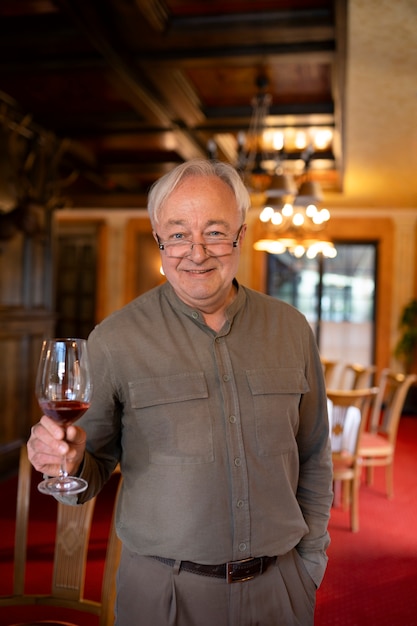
left=293, top=244, right=306, bottom=258
left=295, top=131, right=307, bottom=150
left=282, top=203, right=293, bottom=217
left=269, top=240, right=286, bottom=254
left=271, top=211, right=283, bottom=225
left=306, top=241, right=337, bottom=259
left=320, top=208, right=330, bottom=221
left=237, top=131, right=246, bottom=147
left=253, top=239, right=286, bottom=254
left=305, top=204, right=318, bottom=218
left=324, top=245, right=337, bottom=258
left=313, top=129, right=333, bottom=150
left=292, top=213, right=305, bottom=227
left=272, top=131, right=284, bottom=151
left=260, top=206, right=275, bottom=222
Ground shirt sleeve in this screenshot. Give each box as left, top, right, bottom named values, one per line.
left=74, top=325, right=123, bottom=503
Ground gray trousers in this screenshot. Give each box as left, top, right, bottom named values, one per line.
left=114, top=547, right=316, bottom=626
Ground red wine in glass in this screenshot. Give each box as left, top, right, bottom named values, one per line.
left=35, top=338, right=93, bottom=495
left=39, top=400, right=90, bottom=425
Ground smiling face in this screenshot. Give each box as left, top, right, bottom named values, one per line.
left=153, top=175, right=246, bottom=314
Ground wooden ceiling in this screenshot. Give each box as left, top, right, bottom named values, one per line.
left=0, top=0, right=346, bottom=209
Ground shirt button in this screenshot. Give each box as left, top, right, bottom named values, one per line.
left=234, top=457, right=241, bottom=467
left=237, top=499, right=244, bottom=508
left=223, top=374, right=230, bottom=382
left=229, top=415, right=236, bottom=423
left=238, top=542, right=247, bottom=552
left=191, top=311, right=199, bottom=319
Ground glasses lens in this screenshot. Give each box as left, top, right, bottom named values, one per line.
left=164, top=240, right=235, bottom=258
left=164, top=242, right=192, bottom=257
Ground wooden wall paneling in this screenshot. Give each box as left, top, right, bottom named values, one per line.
left=0, top=309, right=55, bottom=476
left=415, top=220, right=417, bottom=296
left=124, top=218, right=166, bottom=304
left=0, top=216, right=57, bottom=476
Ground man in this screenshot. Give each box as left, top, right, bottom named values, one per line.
left=28, top=158, right=333, bottom=625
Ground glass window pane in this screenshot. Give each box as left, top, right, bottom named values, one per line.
left=267, top=243, right=376, bottom=368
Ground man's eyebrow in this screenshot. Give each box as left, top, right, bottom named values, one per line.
left=205, top=220, right=230, bottom=228
left=165, top=219, right=186, bottom=225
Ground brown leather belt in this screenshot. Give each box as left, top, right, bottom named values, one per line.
left=151, top=555, right=277, bottom=583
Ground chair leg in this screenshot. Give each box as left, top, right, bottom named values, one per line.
left=341, top=480, right=350, bottom=510
left=351, top=477, right=360, bottom=532
left=366, top=465, right=374, bottom=486
left=333, top=480, right=342, bottom=508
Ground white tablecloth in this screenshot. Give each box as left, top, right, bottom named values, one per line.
left=327, top=399, right=361, bottom=454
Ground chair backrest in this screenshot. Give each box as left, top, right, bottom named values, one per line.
left=338, top=363, right=377, bottom=390
left=368, top=369, right=417, bottom=443
left=321, top=358, right=339, bottom=387
left=327, top=387, right=379, bottom=456
left=0, top=445, right=122, bottom=626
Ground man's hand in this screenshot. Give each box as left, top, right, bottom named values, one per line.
left=27, top=415, right=87, bottom=477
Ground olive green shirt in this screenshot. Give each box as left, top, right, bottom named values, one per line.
left=76, top=280, right=332, bottom=587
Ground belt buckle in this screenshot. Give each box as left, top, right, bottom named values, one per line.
left=226, top=557, right=259, bottom=584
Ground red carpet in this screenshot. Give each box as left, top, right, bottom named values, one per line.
left=1, top=419, right=417, bottom=625
left=316, top=416, right=417, bottom=625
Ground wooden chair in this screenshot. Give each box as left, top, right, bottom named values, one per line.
left=338, top=362, right=377, bottom=390
left=321, top=358, right=339, bottom=387
left=327, top=387, right=379, bottom=532
left=359, top=369, right=417, bottom=499
left=0, top=445, right=122, bottom=626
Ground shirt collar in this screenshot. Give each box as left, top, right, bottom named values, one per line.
left=162, top=279, right=246, bottom=333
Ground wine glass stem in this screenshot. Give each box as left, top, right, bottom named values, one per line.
left=59, top=455, right=68, bottom=480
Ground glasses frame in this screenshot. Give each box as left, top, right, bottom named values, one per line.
left=155, top=225, right=244, bottom=258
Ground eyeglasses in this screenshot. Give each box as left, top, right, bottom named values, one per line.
left=156, top=225, right=244, bottom=258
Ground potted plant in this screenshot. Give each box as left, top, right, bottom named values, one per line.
left=395, top=299, right=417, bottom=415
left=395, top=299, right=417, bottom=374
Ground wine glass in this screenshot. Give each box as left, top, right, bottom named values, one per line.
left=35, top=338, right=93, bottom=495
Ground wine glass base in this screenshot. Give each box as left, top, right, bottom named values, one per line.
left=38, top=475, right=88, bottom=495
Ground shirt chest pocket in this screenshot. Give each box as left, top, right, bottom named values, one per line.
left=246, top=368, right=309, bottom=456
left=128, top=372, right=213, bottom=465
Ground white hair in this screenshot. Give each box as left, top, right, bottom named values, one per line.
left=147, top=159, right=251, bottom=228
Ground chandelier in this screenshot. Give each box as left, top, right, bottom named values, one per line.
left=254, top=202, right=336, bottom=259
left=235, top=76, right=337, bottom=259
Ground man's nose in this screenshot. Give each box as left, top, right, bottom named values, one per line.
left=188, top=241, right=209, bottom=259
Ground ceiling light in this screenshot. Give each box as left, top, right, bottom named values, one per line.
left=207, top=75, right=336, bottom=259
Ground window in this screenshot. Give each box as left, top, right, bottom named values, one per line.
left=54, top=225, right=98, bottom=339
left=267, top=243, right=377, bottom=366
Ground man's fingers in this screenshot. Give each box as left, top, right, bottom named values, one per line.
left=27, top=417, right=86, bottom=476
left=65, top=424, right=87, bottom=445
left=38, top=414, right=66, bottom=440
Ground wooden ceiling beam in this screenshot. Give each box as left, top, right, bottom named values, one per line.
left=52, top=0, right=169, bottom=126
left=52, top=0, right=206, bottom=160
left=141, top=67, right=205, bottom=127
left=133, top=0, right=170, bottom=33
left=0, top=42, right=335, bottom=74
left=169, top=7, right=333, bottom=30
